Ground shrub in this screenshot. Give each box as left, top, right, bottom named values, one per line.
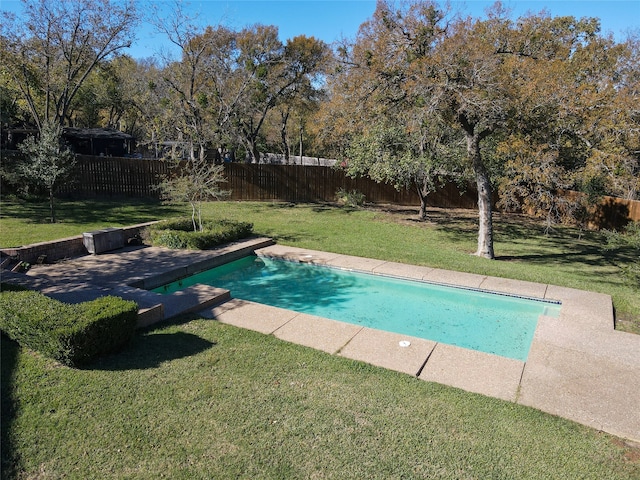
left=0, top=287, right=138, bottom=367
left=335, top=188, right=365, bottom=207
left=603, top=221, right=640, bottom=250
left=144, top=218, right=253, bottom=250
left=153, top=217, right=195, bottom=232
left=149, top=229, right=192, bottom=249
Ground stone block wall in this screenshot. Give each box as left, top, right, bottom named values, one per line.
left=1, top=222, right=157, bottom=265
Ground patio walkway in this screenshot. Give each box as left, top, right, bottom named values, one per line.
left=2, top=239, right=639, bottom=442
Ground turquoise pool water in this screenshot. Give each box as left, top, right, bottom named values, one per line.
left=154, top=256, right=561, bottom=361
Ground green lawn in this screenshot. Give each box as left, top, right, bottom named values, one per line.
left=1, top=197, right=638, bottom=330
left=3, top=319, right=639, bottom=479
left=0, top=197, right=183, bottom=247
left=1, top=197, right=639, bottom=478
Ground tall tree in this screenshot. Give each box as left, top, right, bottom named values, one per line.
left=496, top=13, right=639, bottom=229
left=17, top=121, right=76, bottom=223
left=324, top=1, right=465, bottom=220
left=402, top=3, right=528, bottom=258
left=577, top=34, right=640, bottom=201
left=327, top=0, right=629, bottom=258
left=1, top=0, right=138, bottom=131
left=232, top=25, right=284, bottom=162
left=72, top=56, right=141, bottom=131
left=277, top=35, right=330, bottom=162
left=150, top=5, right=236, bottom=228
left=233, top=28, right=329, bottom=163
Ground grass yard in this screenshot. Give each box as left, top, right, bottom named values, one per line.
left=0, top=197, right=183, bottom=247
left=3, top=318, right=640, bottom=479
left=1, top=197, right=640, bottom=478
left=1, top=198, right=638, bottom=332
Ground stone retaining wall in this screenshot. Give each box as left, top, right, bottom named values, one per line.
left=1, top=222, right=157, bottom=264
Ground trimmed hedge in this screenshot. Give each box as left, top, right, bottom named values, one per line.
left=145, top=218, right=254, bottom=250
left=0, top=286, right=138, bottom=367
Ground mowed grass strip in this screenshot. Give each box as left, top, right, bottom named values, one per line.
left=2, top=319, right=639, bottom=479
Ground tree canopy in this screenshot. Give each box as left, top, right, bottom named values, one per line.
left=319, top=0, right=639, bottom=258
left=1, top=0, right=138, bottom=132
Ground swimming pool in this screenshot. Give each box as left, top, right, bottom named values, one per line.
left=153, top=255, right=561, bottom=361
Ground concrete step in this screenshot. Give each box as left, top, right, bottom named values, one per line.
left=162, top=284, right=231, bottom=319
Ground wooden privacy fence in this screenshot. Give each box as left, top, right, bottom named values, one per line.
left=57, top=156, right=640, bottom=228
left=58, top=156, right=479, bottom=209
left=224, top=163, right=478, bottom=208
left=562, top=190, right=640, bottom=230
left=58, top=156, right=170, bottom=197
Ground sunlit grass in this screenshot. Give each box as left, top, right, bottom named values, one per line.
left=1, top=198, right=638, bottom=331
left=0, top=197, right=181, bottom=247
left=2, top=319, right=639, bottom=479
left=2, top=197, right=639, bottom=478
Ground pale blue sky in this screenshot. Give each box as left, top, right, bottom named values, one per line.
left=2, top=0, right=638, bottom=59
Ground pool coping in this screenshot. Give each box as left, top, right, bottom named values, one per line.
left=5, top=239, right=639, bottom=442
left=204, top=244, right=640, bottom=442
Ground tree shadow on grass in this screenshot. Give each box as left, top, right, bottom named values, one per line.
left=311, top=202, right=362, bottom=213
left=255, top=230, right=310, bottom=244
left=86, top=330, right=215, bottom=371
left=263, top=202, right=298, bottom=209
left=1, top=197, right=183, bottom=226
left=377, top=206, right=637, bottom=282
left=1, top=336, right=21, bottom=479
left=0, top=323, right=215, bottom=475
left=495, top=246, right=623, bottom=266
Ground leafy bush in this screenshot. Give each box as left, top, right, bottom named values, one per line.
left=0, top=287, right=138, bottom=367
left=149, top=229, right=193, bottom=249
left=152, top=217, right=195, bottom=232
left=336, top=188, right=366, bottom=207
left=144, top=218, right=253, bottom=250
left=603, top=221, right=640, bottom=250
left=621, top=262, right=640, bottom=286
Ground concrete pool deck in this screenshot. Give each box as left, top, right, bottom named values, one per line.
left=3, top=239, right=639, bottom=442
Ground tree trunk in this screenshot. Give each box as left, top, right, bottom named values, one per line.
left=281, top=110, right=290, bottom=164
left=191, top=201, right=198, bottom=232
left=416, top=182, right=429, bottom=221
left=466, top=133, right=495, bottom=259
left=299, top=125, right=303, bottom=163
left=250, top=140, right=261, bottom=164
left=49, top=187, right=56, bottom=223
left=243, top=133, right=261, bottom=163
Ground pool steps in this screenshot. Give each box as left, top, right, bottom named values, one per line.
left=2, top=237, right=274, bottom=327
